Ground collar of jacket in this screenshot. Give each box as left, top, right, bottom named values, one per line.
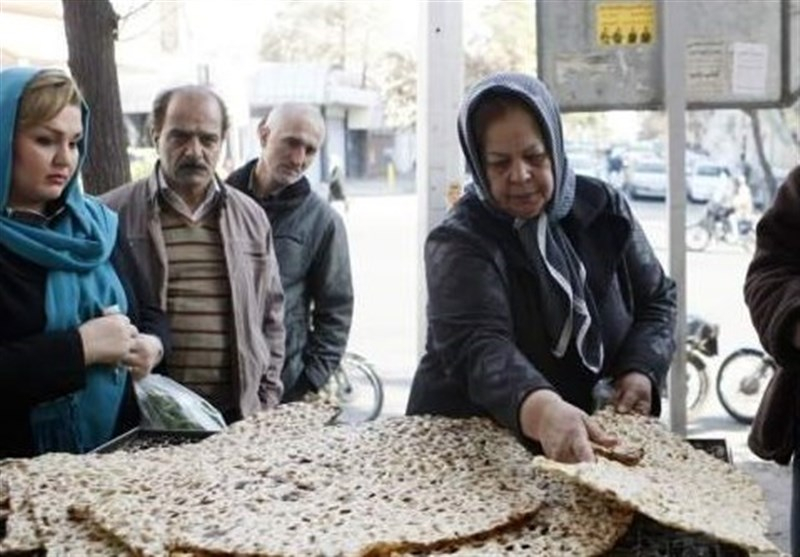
left=568, top=176, right=620, bottom=228
left=144, top=161, right=228, bottom=211
left=265, top=176, right=311, bottom=207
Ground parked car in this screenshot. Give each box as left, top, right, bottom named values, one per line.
left=624, top=158, right=668, bottom=199
left=687, top=162, right=730, bottom=204
left=567, top=151, right=603, bottom=180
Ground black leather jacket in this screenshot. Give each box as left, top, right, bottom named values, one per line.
left=407, top=177, right=677, bottom=437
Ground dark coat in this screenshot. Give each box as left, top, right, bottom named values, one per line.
left=407, top=177, right=677, bottom=438
left=744, top=165, right=800, bottom=443
left=227, top=161, right=354, bottom=401
left=745, top=166, right=800, bottom=365
left=0, top=231, right=169, bottom=458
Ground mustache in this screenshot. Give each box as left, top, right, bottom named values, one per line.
left=177, top=160, right=208, bottom=171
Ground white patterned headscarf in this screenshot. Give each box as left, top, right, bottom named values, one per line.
left=458, top=72, right=604, bottom=373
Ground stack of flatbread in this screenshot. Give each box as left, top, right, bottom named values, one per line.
left=0, top=403, right=779, bottom=556
left=534, top=408, right=779, bottom=554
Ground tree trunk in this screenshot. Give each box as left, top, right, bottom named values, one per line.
left=744, top=108, right=777, bottom=207
left=62, top=0, right=130, bottom=195
left=778, top=107, right=800, bottom=149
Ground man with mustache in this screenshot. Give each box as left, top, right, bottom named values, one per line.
left=227, top=103, right=353, bottom=402
left=102, top=86, right=286, bottom=423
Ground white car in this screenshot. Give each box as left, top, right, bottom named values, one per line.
left=624, top=158, right=668, bottom=199
left=688, top=163, right=730, bottom=204
left=567, top=151, right=602, bottom=180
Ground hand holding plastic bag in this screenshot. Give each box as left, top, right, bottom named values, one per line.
left=134, top=374, right=226, bottom=431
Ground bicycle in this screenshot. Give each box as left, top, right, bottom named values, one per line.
left=684, top=316, right=777, bottom=424
left=311, top=352, right=384, bottom=425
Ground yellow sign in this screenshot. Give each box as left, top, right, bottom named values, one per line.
left=597, top=1, right=656, bottom=46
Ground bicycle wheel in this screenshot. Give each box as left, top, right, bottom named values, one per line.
left=686, top=351, right=710, bottom=419
left=715, top=348, right=776, bottom=424
left=686, top=223, right=711, bottom=252
left=333, top=353, right=384, bottom=424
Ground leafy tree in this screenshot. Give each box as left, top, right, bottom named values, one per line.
left=62, top=0, right=130, bottom=194
left=259, top=1, right=408, bottom=125
left=259, top=1, right=371, bottom=76
left=464, top=1, right=536, bottom=86
left=257, top=1, right=537, bottom=130
left=373, top=50, right=416, bottom=129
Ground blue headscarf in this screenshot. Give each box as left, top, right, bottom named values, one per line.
left=0, top=67, right=129, bottom=453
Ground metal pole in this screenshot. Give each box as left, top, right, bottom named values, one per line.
left=663, top=0, right=688, bottom=436
left=416, top=1, right=464, bottom=357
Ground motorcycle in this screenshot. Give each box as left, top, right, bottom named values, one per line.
left=683, top=315, right=716, bottom=418
left=685, top=203, right=756, bottom=252
left=684, top=315, right=777, bottom=424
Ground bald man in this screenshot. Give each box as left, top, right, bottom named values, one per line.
left=227, top=104, right=354, bottom=402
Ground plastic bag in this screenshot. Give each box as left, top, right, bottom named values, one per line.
left=134, top=374, right=226, bottom=431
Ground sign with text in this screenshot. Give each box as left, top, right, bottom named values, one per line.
left=596, top=2, right=656, bottom=46
left=538, top=0, right=797, bottom=111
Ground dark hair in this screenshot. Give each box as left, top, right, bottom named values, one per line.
left=472, top=94, right=539, bottom=151
left=149, top=85, right=229, bottom=137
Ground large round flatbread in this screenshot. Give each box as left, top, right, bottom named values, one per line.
left=74, top=415, right=545, bottom=556
left=533, top=408, right=778, bottom=555
left=2, top=452, right=137, bottom=555
left=0, top=402, right=336, bottom=555
left=419, top=473, right=634, bottom=557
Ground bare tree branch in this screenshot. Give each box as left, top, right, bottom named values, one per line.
left=744, top=108, right=777, bottom=206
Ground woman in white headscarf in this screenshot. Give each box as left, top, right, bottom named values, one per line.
left=407, top=73, right=676, bottom=463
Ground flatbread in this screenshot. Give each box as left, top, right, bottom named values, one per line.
left=22, top=452, right=133, bottom=555
left=76, top=416, right=546, bottom=556
left=417, top=473, right=634, bottom=557
left=7, top=405, right=770, bottom=556
left=591, top=441, right=644, bottom=466
left=0, top=461, right=42, bottom=553
left=533, top=408, right=778, bottom=554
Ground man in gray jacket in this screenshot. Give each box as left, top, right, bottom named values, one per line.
left=103, top=85, right=285, bottom=422
left=227, top=103, right=354, bottom=402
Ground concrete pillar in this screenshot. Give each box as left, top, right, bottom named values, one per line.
left=416, top=1, right=464, bottom=357
left=663, top=0, right=689, bottom=436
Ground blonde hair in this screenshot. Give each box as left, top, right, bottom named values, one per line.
left=17, top=69, right=83, bottom=131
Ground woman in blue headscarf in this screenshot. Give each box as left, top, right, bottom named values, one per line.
left=0, top=67, right=169, bottom=457
left=407, top=73, right=677, bottom=463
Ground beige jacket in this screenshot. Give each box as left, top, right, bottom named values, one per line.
left=101, top=168, right=285, bottom=415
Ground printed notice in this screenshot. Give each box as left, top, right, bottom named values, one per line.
left=686, top=40, right=726, bottom=98
left=597, top=1, right=656, bottom=47
left=731, top=42, right=768, bottom=96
